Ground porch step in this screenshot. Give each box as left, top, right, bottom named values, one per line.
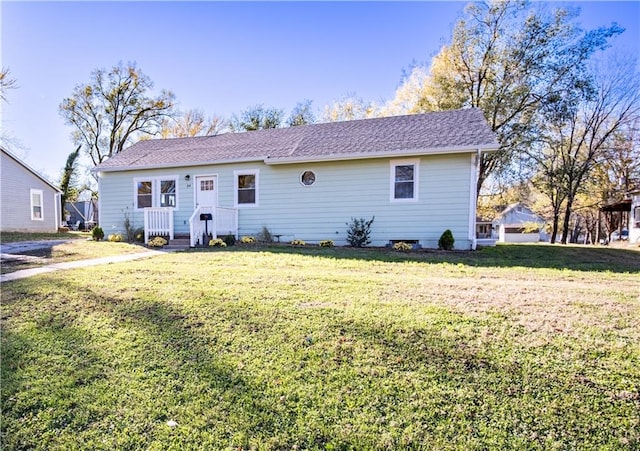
left=165, top=236, right=191, bottom=251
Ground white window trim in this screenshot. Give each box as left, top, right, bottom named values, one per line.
left=133, top=176, right=179, bottom=210
left=234, top=169, right=259, bottom=208
left=389, top=159, right=419, bottom=203
left=30, top=189, right=44, bottom=221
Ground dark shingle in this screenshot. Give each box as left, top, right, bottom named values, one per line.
left=95, top=108, right=498, bottom=171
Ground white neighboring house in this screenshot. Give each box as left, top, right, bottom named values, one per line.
left=1, top=147, right=62, bottom=233
left=94, top=109, right=500, bottom=249
left=492, top=203, right=547, bottom=243
left=630, top=189, right=640, bottom=245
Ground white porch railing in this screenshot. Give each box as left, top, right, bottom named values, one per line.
left=144, top=207, right=174, bottom=244
left=189, top=206, right=238, bottom=247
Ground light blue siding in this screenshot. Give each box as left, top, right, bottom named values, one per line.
left=98, top=153, right=475, bottom=249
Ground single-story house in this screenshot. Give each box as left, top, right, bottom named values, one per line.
left=492, top=203, right=548, bottom=243
left=475, top=202, right=547, bottom=244
left=94, top=108, right=499, bottom=249
left=628, top=189, right=640, bottom=244
left=1, top=147, right=62, bottom=233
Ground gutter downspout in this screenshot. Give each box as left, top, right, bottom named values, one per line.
left=97, top=172, right=102, bottom=231
left=469, top=149, right=481, bottom=250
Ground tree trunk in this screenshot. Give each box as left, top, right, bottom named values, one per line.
left=550, top=214, right=559, bottom=244
left=560, top=195, right=575, bottom=244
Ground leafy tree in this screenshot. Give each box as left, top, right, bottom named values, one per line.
left=229, top=105, right=283, bottom=131
left=59, top=62, right=176, bottom=166
left=593, top=120, right=640, bottom=200
left=158, top=109, right=226, bottom=138
left=0, top=67, right=17, bottom=103
left=378, top=66, right=430, bottom=117
left=322, top=94, right=377, bottom=122
left=60, top=146, right=81, bottom=213
left=532, top=54, right=640, bottom=244
left=287, top=99, right=316, bottom=126
left=390, top=1, right=623, bottom=195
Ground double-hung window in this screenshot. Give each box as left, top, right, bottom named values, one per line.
left=30, top=189, right=43, bottom=220
left=234, top=170, right=259, bottom=207
left=134, top=177, right=178, bottom=209
left=160, top=180, right=176, bottom=207
left=390, top=159, right=419, bottom=202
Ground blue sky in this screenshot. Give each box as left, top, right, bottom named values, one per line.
left=1, top=1, right=638, bottom=182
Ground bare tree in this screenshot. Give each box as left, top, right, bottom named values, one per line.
left=287, top=99, right=316, bottom=126
left=535, top=54, right=640, bottom=243
left=59, top=62, right=176, bottom=166
left=158, top=109, right=226, bottom=138
left=229, top=105, right=283, bottom=131
left=0, top=67, right=17, bottom=103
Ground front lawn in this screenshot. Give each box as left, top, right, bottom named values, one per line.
left=0, top=231, right=89, bottom=243
left=1, top=241, right=149, bottom=275
left=1, top=246, right=639, bottom=449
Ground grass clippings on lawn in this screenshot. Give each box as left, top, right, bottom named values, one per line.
left=1, top=245, right=639, bottom=450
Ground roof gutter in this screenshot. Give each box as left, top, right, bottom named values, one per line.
left=92, top=156, right=265, bottom=173
left=264, top=143, right=499, bottom=166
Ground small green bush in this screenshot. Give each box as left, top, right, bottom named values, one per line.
left=291, top=239, right=306, bottom=246
left=108, top=233, right=123, bottom=242
left=209, top=238, right=227, bottom=247
left=319, top=240, right=334, bottom=247
left=222, top=234, right=236, bottom=246
left=148, top=236, right=167, bottom=247
left=91, top=226, right=104, bottom=241
left=346, top=216, right=374, bottom=247
left=393, top=241, right=412, bottom=252
left=438, top=229, right=455, bottom=250
left=240, top=236, right=256, bottom=244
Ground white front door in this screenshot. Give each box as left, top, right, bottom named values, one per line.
left=195, top=175, right=217, bottom=208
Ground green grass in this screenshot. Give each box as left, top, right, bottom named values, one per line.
left=1, top=241, right=149, bottom=275
left=1, top=245, right=639, bottom=449
left=0, top=231, right=89, bottom=243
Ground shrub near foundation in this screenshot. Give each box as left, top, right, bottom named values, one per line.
left=438, top=229, right=455, bottom=250
left=147, top=236, right=167, bottom=247
left=91, top=226, right=104, bottom=241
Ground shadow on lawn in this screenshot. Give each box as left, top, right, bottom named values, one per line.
left=3, top=274, right=635, bottom=448
left=224, top=243, right=640, bottom=274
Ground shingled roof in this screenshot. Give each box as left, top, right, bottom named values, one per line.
left=95, top=108, right=498, bottom=172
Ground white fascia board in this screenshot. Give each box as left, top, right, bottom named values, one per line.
left=264, top=144, right=499, bottom=165
left=92, top=157, right=265, bottom=173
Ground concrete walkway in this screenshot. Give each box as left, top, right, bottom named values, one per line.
left=1, top=249, right=164, bottom=283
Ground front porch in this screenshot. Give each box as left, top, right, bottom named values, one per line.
left=143, top=206, right=238, bottom=247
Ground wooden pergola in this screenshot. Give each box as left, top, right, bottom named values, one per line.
left=599, top=198, right=631, bottom=242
